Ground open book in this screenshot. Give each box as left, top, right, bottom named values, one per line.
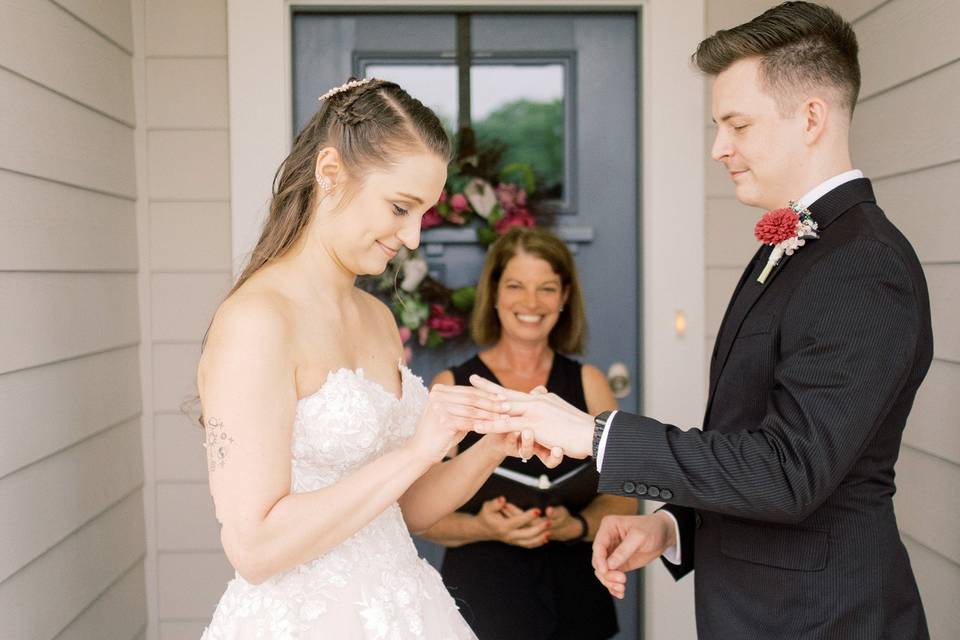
left=460, top=461, right=599, bottom=513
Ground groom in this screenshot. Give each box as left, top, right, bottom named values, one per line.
left=473, top=2, right=932, bottom=638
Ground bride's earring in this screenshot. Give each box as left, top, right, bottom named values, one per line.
left=316, top=175, right=333, bottom=193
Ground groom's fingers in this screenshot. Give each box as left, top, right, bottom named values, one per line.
left=607, top=529, right=647, bottom=571
left=468, top=375, right=528, bottom=401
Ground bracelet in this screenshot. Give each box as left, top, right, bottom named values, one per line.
left=564, top=512, right=589, bottom=545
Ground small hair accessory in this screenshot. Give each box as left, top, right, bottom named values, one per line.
left=318, top=78, right=373, bottom=102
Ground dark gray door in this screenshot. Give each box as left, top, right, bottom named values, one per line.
left=294, top=12, right=639, bottom=638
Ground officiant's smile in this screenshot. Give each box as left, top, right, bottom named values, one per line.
left=496, top=251, right=569, bottom=343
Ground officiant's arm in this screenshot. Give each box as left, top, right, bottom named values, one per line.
left=597, top=241, right=922, bottom=524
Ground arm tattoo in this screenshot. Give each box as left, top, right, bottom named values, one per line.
left=203, top=417, right=235, bottom=472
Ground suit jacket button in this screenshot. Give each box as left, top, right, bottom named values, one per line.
left=622, top=481, right=636, bottom=494
left=660, top=488, right=673, bottom=500
left=636, top=483, right=648, bottom=496
left=695, top=513, right=703, bottom=528
left=648, top=486, right=660, bottom=498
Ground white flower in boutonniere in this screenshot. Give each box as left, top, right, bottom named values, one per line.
left=753, top=201, right=819, bottom=284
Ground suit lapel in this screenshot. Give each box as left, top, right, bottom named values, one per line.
left=704, top=178, right=878, bottom=419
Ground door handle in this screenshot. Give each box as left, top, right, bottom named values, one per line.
left=606, top=362, right=631, bottom=399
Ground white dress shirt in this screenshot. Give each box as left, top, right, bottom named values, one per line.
left=595, top=169, right=864, bottom=566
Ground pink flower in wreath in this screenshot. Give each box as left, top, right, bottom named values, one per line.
left=398, top=326, right=412, bottom=344
left=494, top=207, right=536, bottom=235
left=450, top=193, right=470, bottom=213
left=427, top=304, right=466, bottom=338
left=496, top=183, right=527, bottom=211
left=421, top=207, right=443, bottom=230
left=447, top=211, right=468, bottom=225
left=438, top=189, right=448, bottom=204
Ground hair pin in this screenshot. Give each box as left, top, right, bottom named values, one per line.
left=318, top=78, right=373, bottom=102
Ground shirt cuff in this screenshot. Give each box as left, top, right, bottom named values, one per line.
left=660, top=510, right=682, bottom=565
left=594, top=410, right=618, bottom=472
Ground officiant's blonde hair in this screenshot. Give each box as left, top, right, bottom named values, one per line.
left=472, top=227, right=586, bottom=354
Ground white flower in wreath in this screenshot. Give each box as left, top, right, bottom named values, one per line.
left=400, top=255, right=428, bottom=292
left=463, top=177, right=497, bottom=219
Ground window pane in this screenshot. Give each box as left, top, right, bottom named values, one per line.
left=364, top=64, right=459, bottom=136
left=471, top=64, right=565, bottom=200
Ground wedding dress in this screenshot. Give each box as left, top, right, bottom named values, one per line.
left=202, top=364, right=476, bottom=639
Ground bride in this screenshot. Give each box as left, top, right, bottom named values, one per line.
left=198, top=78, right=557, bottom=638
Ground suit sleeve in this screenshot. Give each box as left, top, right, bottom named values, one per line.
left=598, top=239, right=921, bottom=525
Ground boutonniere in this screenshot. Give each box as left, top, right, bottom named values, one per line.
left=753, top=202, right=819, bottom=284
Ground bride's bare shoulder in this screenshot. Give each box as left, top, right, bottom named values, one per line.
left=199, top=282, right=294, bottom=380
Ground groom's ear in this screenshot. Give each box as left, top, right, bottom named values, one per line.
left=800, top=96, right=830, bottom=146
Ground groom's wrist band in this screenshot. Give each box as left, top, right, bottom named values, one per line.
left=593, top=411, right=613, bottom=458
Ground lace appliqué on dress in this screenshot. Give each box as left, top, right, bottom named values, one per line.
left=201, top=364, right=476, bottom=639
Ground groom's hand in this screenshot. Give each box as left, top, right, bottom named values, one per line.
left=469, top=375, right=594, bottom=458
left=592, top=513, right=676, bottom=599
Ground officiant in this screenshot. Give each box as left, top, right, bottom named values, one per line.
left=421, top=227, right=636, bottom=640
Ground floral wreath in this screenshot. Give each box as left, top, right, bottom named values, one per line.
left=363, top=130, right=551, bottom=358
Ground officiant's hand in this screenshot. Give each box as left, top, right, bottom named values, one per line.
left=469, top=375, right=594, bottom=459
left=591, top=513, right=676, bottom=599
left=477, top=497, right=551, bottom=548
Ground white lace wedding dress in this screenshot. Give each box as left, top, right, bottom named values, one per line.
left=201, top=364, right=476, bottom=639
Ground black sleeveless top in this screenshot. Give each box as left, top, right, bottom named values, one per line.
left=440, top=353, right=618, bottom=640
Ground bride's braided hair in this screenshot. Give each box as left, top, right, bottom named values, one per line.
left=226, top=77, right=451, bottom=299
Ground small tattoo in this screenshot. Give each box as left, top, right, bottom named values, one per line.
left=203, top=417, right=235, bottom=471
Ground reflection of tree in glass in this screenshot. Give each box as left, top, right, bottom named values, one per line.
left=474, top=99, right=563, bottom=199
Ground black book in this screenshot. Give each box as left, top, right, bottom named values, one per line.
left=460, top=461, right=599, bottom=513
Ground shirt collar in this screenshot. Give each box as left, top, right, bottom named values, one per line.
left=796, top=169, right=864, bottom=210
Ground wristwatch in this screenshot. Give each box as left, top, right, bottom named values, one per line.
left=593, top=410, right=613, bottom=459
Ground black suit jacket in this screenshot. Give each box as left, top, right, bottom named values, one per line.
left=599, top=179, right=931, bottom=639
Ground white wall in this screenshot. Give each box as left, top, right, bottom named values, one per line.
left=704, top=1, right=960, bottom=638
left=0, top=0, right=147, bottom=637
left=133, top=0, right=235, bottom=638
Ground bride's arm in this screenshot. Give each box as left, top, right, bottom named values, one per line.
left=200, top=299, right=498, bottom=584
left=399, top=370, right=515, bottom=533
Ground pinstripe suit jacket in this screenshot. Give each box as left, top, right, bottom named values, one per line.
left=598, top=179, right=931, bottom=639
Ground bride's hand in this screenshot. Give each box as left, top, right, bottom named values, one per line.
left=407, top=384, right=510, bottom=464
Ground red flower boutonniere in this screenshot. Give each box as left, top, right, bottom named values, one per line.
left=754, top=202, right=819, bottom=283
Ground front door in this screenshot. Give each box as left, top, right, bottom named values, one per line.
left=293, top=12, right=640, bottom=638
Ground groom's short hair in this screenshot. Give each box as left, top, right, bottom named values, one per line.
left=693, top=1, right=860, bottom=117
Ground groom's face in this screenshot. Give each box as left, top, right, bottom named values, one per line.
left=710, top=57, right=804, bottom=210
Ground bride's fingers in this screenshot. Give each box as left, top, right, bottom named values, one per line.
left=432, top=385, right=510, bottom=410
left=443, top=405, right=510, bottom=422
left=473, top=415, right=525, bottom=435
left=518, top=430, right=535, bottom=460
left=530, top=385, right=549, bottom=395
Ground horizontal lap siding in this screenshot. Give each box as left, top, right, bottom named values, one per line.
left=0, top=1, right=146, bottom=638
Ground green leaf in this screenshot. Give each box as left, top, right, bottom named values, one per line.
left=450, top=286, right=476, bottom=312
left=499, top=162, right=536, bottom=193
left=425, top=329, right=444, bottom=348
left=477, top=226, right=498, bottom=247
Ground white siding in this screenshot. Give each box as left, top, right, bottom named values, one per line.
left=0, top=1, right=146, bottom=638
left=137, top=0, right=233, bottom=634
left=703, top=1, right=960, bottom=636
